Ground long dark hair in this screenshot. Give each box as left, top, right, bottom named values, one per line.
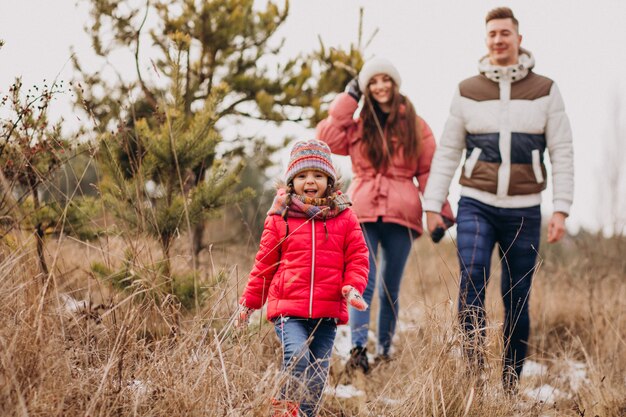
left=361, top=82, right=422, bottom=171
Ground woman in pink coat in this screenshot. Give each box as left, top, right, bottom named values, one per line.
left=316, top=57, right=454, bottom=373
left=237, top=139, right=369, bottom=417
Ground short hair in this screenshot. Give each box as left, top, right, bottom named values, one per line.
left=485, top=7, right=519, bottom=31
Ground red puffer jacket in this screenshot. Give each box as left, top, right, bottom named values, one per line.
left=240, top=208, right=369, bottom=325
left=316, top=93, right=455, bottom=235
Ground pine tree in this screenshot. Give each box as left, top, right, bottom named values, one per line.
left=96, top=35, right=256, bottom=309
left=73, top=0, right=363, bottom=255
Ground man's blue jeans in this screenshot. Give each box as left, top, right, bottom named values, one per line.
left=350, top=219, right=415, bottom=355
left=274, top=317, right=337, bottom=417
left=456, top=197, right=541, bottom=385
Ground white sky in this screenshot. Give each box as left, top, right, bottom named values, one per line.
left=2, top=0, right=625, bottom=233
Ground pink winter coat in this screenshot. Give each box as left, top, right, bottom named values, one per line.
left=240, top=202, right=369, bottom=325
left=316, top=93, right=454, bottom=235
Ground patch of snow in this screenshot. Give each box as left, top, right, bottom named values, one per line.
left=59, top=293, right=86, bottom=313
left=247, top=308, right=263, bottom=327
left=325, top=384, right=365, bottom=399
left=524, top=384, right=568, bottom=404
left=128, top=379, right=149, bottom=397
left=189, top=348, right=210, bottom=364
left=333, top=325, right=352, bottom=360
left=563, top=360, right=589, bottom=392
left=333, top=326, right=379, bottom=362
left=396, top=320, right=415, bottom=333
left=396, top=306, right=423, bottom=332
left=401, top=306, right=424, bottom=319
left=145, top=180, right=165, bottom=199
left=482, top=383, right=502, bottom=401
left=380, top=397, right=402, bottom=406
left=522, top=360, right=548, bottom=378
left=450, top=346, right=463, bottom=358
left=375, top=344, right=396, bottom=358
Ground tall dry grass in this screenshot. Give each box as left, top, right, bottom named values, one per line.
left=0, top=228, right=624, bottom=416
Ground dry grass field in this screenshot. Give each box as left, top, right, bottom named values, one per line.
left=0, top=225, right=624, bottom=416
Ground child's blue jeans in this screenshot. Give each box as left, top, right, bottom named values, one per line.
left=349, top=219, right=415, bottom=355
left=274, top=317, right=337, bottom=417
left=456, top=197, right=541, bottom=384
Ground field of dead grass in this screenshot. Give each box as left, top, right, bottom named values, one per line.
left=0, top=228, right=624, bottom=416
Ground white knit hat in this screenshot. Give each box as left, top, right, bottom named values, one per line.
left=358, top=57, right=402, bottom=93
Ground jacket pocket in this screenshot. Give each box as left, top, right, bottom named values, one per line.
left=531, top=150, right=544, bottom=183
left=463, top=148, right=482, bottom=178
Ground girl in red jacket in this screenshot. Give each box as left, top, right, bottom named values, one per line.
left=316, top=57, right=455, bottom=373
left=237, top=139, right=370, bottom=417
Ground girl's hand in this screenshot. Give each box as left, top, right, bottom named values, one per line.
left=235, top=304, right=254, bottom=328
left=342, top=285, right=368, bottom=311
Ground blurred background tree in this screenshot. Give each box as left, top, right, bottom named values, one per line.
left=0, top=79, right=97, bottom=278
left=97, top=37, right=254, bottom=308
left=73, top=0, right=364, bottom=255
left=598, top=92, right=626, bottom=237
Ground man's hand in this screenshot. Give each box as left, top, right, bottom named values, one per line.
left=342, top=285, right=368, bottom=311
left=547, top=212, right=567, bottom=243
left=426, top=211, right=448, bottom=243
left=426, top=211, right=445, bottom=234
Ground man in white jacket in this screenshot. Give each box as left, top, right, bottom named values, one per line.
left=424, top=7, right=574, bottom=394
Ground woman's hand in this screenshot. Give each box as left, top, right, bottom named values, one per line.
left=342, top=285, right=368, bottom=311
left=345, top=78, right=362, bottom=102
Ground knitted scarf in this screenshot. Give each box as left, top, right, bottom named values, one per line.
left=268, top=188, right=352, bottom=220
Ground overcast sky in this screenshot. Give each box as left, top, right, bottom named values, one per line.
left=2, top=1, right=625, bottom=233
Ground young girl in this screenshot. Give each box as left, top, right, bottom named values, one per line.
left=316, top=57, right=455, bottom=372
left=237, top=139, right=369, bottom=417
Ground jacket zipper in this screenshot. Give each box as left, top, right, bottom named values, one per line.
left=309, top=218, right=315, bottom=318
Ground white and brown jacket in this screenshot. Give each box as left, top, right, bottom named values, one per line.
left=424, top=50, right=574, bottom=214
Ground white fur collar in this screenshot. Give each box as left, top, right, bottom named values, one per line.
left=478, top=49, right=535, bottom=83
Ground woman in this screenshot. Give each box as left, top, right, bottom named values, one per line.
left=316, top=57, right=454, bottom=373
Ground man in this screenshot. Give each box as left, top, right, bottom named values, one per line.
left=423, top=7, right=574, bottom=394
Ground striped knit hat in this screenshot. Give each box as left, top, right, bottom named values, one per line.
left=285, top=139, right=337, bottom=185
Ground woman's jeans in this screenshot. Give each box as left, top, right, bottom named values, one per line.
left=274, top=317, right=337, bottom=417
left=456, top=197, right=541, bottom=385
left=350, top=219, right=415, bottom=355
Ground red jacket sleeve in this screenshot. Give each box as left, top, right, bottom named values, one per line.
left=240, top=216, right=282, bottom=309
left=316, top=93, right=360, bottom=155
left=342, top=210, right=369, bottom=294
left=415, top=119, right=456, bottom=223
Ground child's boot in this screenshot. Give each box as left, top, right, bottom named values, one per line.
left=271, top=398, right=299, bottom=417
